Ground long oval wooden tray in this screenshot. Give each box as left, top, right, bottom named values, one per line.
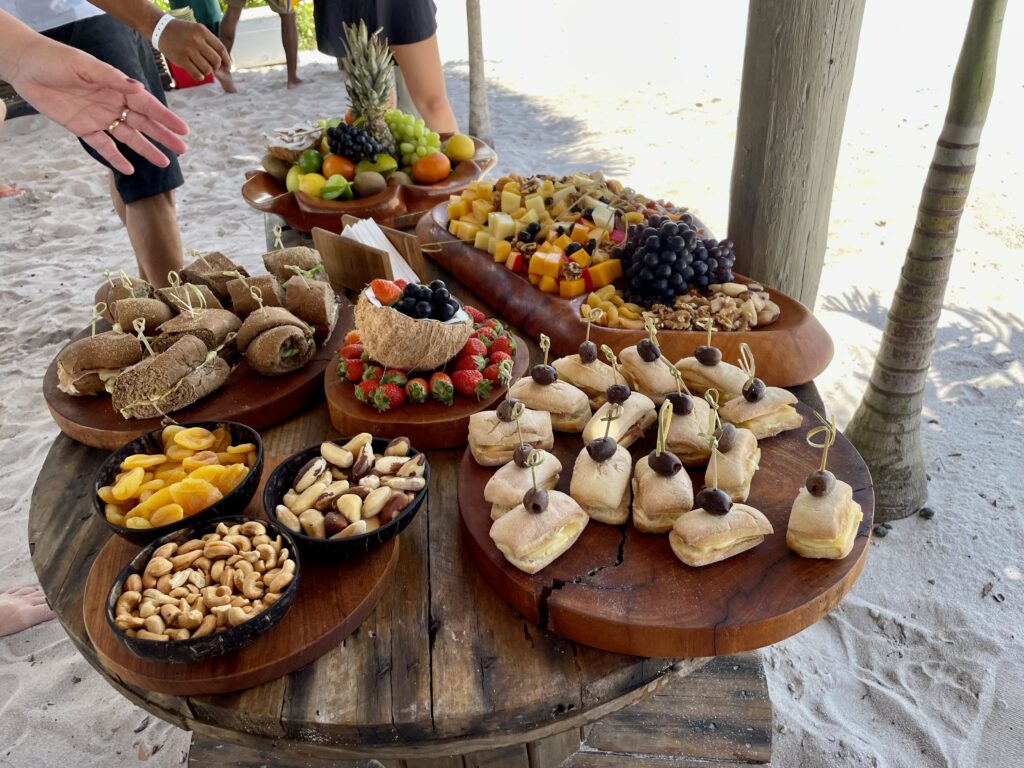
left=44, top=319, right=344, bottom=451
left=83, top=457, right=398, bottom=696
left=458, top=401, right=873, bottom=658
left=242, top=136, right=497, bottom=233
left=325, top=304, right=531, bottom=449
left=416, top=203, right=834, bottom=387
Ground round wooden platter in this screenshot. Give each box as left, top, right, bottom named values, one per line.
left=416, top=202, right=834, bottom=388
left=241, top=136, right=497, bottom=233
left=43, top=319, right=345, bottom=451
left=83, top=456, right=399, bottom=696
left=324, top=302, right=531, bottom=449
left=458, top=401, right=873, bottom=658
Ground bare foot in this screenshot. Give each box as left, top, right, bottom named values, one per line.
left=215, top=66, right=238, bottom=94
left=0, top=586, right=55, bottom=637
left=287, top=76, right=303, bottom=90
left=0, top=183, right=24, bottom=198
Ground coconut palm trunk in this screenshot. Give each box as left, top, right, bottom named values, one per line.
left=466, top=0, right=493, bottom=146
left=844, top=0, right=1006, bottom=521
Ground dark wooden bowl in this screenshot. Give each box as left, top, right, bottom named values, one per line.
left=263, top=438, right=428, bottom=558
left=92, top=421, right=264, bottom=546
left=104, top=514, right=300, bottom=663
left=241, top=135, right=497, bottom=233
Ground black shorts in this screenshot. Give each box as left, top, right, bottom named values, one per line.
left=43, top=15, right=184, bottom=204
left=314, top=0, right=437, bottom=58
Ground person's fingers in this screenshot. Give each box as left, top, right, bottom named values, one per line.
left=201, top=26, right=232, bottom=68
left=81, top=131, right=136, bottom=174
left=110, top=123, right=171, bottom=169
left=125, top=91, right=189, bottom=137
left=87, top=61, right=147, bottom=97
left=125, top=110, right=188, bottom=156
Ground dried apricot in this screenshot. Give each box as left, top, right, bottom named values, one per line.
left=188, top=464, right=227, bottom=484
left=104, top=504, right=126, bottom=526
left=161, top=425, right=185, bottom=448
left=112, top=467, right=145, bottom=501
left=139, top=490, right=154, bottom=503
left=174, top=427, right=216, bottom=451
left=169, top=478, right=223, bottom=516
left=139, top=478, right=164, bottom=493
left=125, top=517, right=153, bottom=530
left=121, top=453, right=167, bottom=471
left=225, top=443, right=256, bottom=455
left=97, top=485, right=117, bottom=505
left=166, top=444, right=195, bottom=463
left=182, top=451, right=219, bottom=472
left=210, top=427, right=232, bottom=453
left=245, top=450, right=257, bottom=468
left=150, top=504, right=185, bottom=528
left=214, top=463, right=249, bottom=495
left=216, top=451, right=246, bottom=465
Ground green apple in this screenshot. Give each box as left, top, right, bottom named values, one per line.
left=285, top=164, right=302, bottom=193
left=355, top=154, right=398, bottom=175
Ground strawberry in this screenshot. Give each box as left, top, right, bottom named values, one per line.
left=373, top=382, right=406, bottom=412
left=343, top=330, right=361, bottom=345
left=460, top=337, right=488, bottom=358
left=489, top=350, right=512, bottom=366
left=482, top=318, right=504, bottom=333
left=453, top=353, right=486, bottom=372
left=394, top=279, right=408, bottom=289
left=452, top=369, right=492, bottom=400
left=473, top=327, right=497, bottom=346
left=405, top=377, right=428, bottom=404
left=489, top=336, right=515, bottom=358
left=337, top=342, right=364, bottom=360
left=370, top=278, right=402, bottom=305
left=355, top=379, right=378, bottom=404
left=341, top=357, right=366, bottom=382
left=381, top=369, right=408, bottom=387
left=362, top=364, right=383, bottom=381
left=430, top=372, right=454, bottom=406
left=464, top=304, right=485, bottom=324
left=482, top=363, right=501, bottom=384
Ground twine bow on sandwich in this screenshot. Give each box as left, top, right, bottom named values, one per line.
left=582, top=307, right=604, bottom=338
left=510, top=400, right=527, bottom=446
left=643, top=315, right=660, bottom=348
left=697, top=317, right=715, bottom=347
left=661, top=356, right=694, bottom=396
left=118, top=269, right=135, bottom=291
left=526, top=448, right=544, bottom=490
left=167, top=271, right=182, bottom=290
left=738, top=341, right=756, bottom=387
left=273, top=224, right=284, bottom=250
left=102, top=270, right=116, bottom=289
left=497, top=358, right=514, bottom=398
left=655, top=399, right=673, bottom=457
left=600, top=344, right=624, bottom=384
left=539, top=334, right=551, bottom=367
left=601, top=403, right=623, bottom=440
left=249, top=285, right=266, bottom=313
left=806, top=410, right=837, bottom=473
left=89, top=302, right=106, bottom=337
left=285, top=263, right=325, bottom=289
left=132, top=317, right=156, bottom=357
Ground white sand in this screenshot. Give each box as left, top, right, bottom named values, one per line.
left=1, top=1, right=1022, bottom=765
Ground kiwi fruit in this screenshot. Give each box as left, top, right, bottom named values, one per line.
left=353, top=172, right=387, bottom=198
left=261, top=154, right=291, bottom=182
left=387, top=171, right=414, bottom=187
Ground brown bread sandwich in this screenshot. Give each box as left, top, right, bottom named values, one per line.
left=236, top=306, right=316, bottom=377
left=56, top=330, right=143, bottom=396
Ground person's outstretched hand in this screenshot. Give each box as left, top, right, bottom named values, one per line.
left=158, top=19, right=235, bottom=93
left=9, top=41, right=189, bottom=174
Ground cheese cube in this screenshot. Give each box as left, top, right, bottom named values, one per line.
left=472, top=199, right=495, bottom=221
left=488, top=212, right=515, bottom=240
left=538, top=276, right=559, bottom=293
left=524, top=195, right=546, bottom=216
left=493, top=240, right=512, bottom=263
left=474, top=231, right=492, bottom=253
left=559, top=279, right=586, bottom=298
left=501, top=189, right=521, bottom=213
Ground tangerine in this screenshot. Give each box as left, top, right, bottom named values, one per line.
left=322, top=154, right=356, bottom=180
left=411, top=151, right=452, bottom=185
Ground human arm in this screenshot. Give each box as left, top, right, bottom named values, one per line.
left=0, top=10, right=189, bottom=173
left=87, top=0, right=231, bottom=84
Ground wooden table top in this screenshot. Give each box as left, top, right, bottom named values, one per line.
left=27, top=254, right=827, bottom=756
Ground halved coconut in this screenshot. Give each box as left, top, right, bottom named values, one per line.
left=354, top=291, right=472, bottom=371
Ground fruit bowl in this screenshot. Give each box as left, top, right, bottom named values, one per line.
left=241, top=134, right=496, bottom=233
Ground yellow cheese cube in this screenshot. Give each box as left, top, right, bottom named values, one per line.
left=524, top=195, right=546, bottom=216
left=493, top=240, right=512, bottom=263
left=474, top=231, right=492, bottom=252
left=538, top=275, right=559, bottom=293
left=456, top=220, right=482, bottom=241
left=472, top=199, right=495, bottom=220
left=529, top=251, right=562, bottom=279
left=553, top=234, right=572, bottom=250
left=528, top=272, right=541, bottom=285
left=501, top=189, right=521, bottom=213
left=559, top=279, right=586, bottom=298
left=588, top=258, right=623, bottom=288
left=477, top=180, right=495, bottom=196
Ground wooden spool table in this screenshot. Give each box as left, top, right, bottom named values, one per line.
left=28, top=261, right=841, bottom=767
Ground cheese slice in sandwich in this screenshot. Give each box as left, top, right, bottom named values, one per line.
left=676, top=356, right=748, bottom=401
left=715, top=428, right=760, bottom=502
left=582, top=391, right=656, bottom=449
left=551, top=355, right=617, bottom=409
left=56, top=331, right=143, bottom=397
left=670, top=503, right=774, bottom=567
left=570, top=442, right=633, bottom=525
left=509, top=377, right=591, bottom=432
left=620, top=346, right=678, bottom=404
left=666, top=397, right=713, bottom=466
left=484, top=450, right=562, bottom=520
left=719, top=387, right=802, bottom=439
left=468, top=408, right=554, bottom=466
left=631, top=455, right=694, bottom=533
left=786, top=480, right=863, bottom=559
left=489, top=490, right=589, bottom=574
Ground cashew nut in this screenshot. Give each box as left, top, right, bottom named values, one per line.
left=203, top=540, right=238, bottom=560
left=242, top=571, right=265, bottom=600
left=125, top=574, right=142, bottom=593
left=240, top=520, right=267, bottom=537
left=170, top=550, right=203, bottom=571
left=115, top=590, right=141, bottom=617
left=152, top=542, right=178, bottom=560
left=223, top=534, right=252, bottom=552
left=144, top=615, right=166, bottom=634
left=136, top=630, right=168, bottom=642
left=227, top=606, right=251, bottom=627
left=168, top=569, right=191, bottom=589
left=268, top=570, right=293, bottom=593
left=192, top=614, right=217, bottom=638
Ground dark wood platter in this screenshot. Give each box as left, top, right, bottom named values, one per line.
left=458, top=401, right=873, bottom=657
left=324, top=303, right=531, bottom=449
left=44, top=320, right=344, bottom=451
left=416, top=203, right=834, bottom=388
left=83, top=457, right=398, bottom=696
left=241, top=136, right=497, bottom=233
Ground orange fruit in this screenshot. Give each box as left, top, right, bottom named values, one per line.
left=344, top=108, right=356, bottom=125
left=323, top=154, right=356, bottom=180
left=411, top=151, right=452, bottom=185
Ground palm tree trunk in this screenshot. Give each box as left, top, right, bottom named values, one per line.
left=844, top=0, right=1006, bottom=521
left=466, top=0, right=493, bottom=146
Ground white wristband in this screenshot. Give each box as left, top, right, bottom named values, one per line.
left=151, top=14, right=174, bottom=50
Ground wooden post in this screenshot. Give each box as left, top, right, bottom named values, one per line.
left=466, top=0, right=493, bottom=146
left=845, top=0, right=1006, bottom=521
left=728, top=0, right=865, bottom=308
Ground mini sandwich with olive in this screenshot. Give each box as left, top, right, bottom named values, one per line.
left=618, top=319, right=679, bottom=405
left=718, top=343, right=802, bottom=439
left=570, top=403, right=633, bottom=525
left=676, top=319, right=748, bottom=400
left=551, top=310, right=619, bottom=408
left=631, top=399, right=694, bottom=533
left=581, top=347, right=657, bottom=449
left=509, top=334, right=591, bottom=432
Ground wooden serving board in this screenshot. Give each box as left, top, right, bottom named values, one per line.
left=83, top=457, right=398, bottom=696
left=241, top=136, right=497, bottom=233
left=324, top=304, right=531, bottom=449
left=459, top=401, right=873, bottom=658
left=43, top=319, right=344, bottom=451
left=416, top=203, right=834, bottom=388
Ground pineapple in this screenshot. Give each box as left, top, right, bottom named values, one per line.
left=342, top=21, right=397, bottom=158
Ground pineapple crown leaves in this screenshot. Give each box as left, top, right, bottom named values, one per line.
left=341, top=21, right=394, bottom=113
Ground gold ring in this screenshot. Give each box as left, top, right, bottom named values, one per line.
left=107, top=118, right=123, bottom=133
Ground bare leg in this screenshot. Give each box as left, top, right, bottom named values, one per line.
left=390, top=35, right=458, bottom=133
left=0, top=586, right=55, bottom=638
left=122, top=191, right=183, bottom=287
left=281, top=13, right=302, bottom=89
left=215, top=5, right=242, bottom=92
left=108, top=173, right=127, bottom=227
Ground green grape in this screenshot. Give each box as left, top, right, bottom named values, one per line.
left=399, top=142, right=414, bottom=154
left=415, top=145, right=428, bottom=157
